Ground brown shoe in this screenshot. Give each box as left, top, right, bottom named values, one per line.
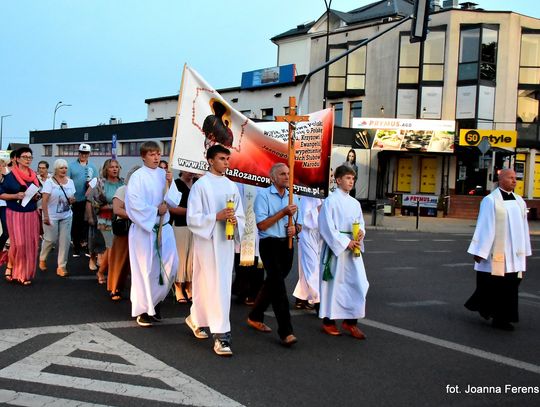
left=342, top=322, right=366, bottom=340
left=56, top=267, right=69, bottom=277
left=39, top=260, right=47, bottom=271
left=281, top=334, right=298, bottom=347
left=322, top=324, right=341, bottom=336
left=247, top=318, right=272, bottom=333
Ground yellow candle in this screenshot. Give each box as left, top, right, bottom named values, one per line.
left=352, top=220, right=361, bottom=257
left=225, top=198, right=235, bottom=240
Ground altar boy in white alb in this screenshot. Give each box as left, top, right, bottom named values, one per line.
left=186, top=144, right=245, bottom=356
left=318, top=165, right=369, bottom=339
left=465, top=169, right=531, bottom=331
left=125, top=141, right=179, bottom=328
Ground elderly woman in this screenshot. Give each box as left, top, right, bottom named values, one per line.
left=39, top=159, right=76, bottom=277
left=0, top=147, right=41, bottom=285
left=87, top=159, right=124, bottom=284
left=107, top=165, right=139, bottom=300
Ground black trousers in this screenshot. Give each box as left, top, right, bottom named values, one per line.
left=0, top=206, right=8, bottom=251
left=249, top=238, right=294, bottom=339
left=71, top=200, right=88, bottom=253
left=465, top=271, right=521, bottom=323
left=232, top=253, right=264, bottom=302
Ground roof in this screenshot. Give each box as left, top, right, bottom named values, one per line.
left=271, top=0, right=414, bottom=41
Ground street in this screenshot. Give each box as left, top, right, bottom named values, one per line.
left=1, top=229, right=539, bottom=406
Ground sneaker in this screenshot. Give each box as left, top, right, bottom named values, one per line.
left=185, top=315, right=208, bottom=339
left=213, top=339, right=233, bottom=356
left=136, top=313, right=153, bottom=327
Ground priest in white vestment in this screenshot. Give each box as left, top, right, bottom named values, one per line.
left=186, top=144, right=245, bottom=356
left=293, top=196, right=322, bottom=308
left=465, top=169, right=531, bottom=331
left=318, top=165, right=369, bottom=339
left=125, top=141, right=179, bottom=327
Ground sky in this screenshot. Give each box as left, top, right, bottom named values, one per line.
left=0, top=0, right=538, bottom=149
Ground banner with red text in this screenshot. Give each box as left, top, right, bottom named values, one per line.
left=170, top=65, right=333, bottom=198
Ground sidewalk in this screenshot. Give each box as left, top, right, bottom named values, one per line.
left=364, top=212, right=540, bottom=235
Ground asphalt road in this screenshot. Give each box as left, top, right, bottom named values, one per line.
left=1, top=230, right=539, bottom=407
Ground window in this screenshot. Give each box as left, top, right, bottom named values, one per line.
left=261, top=108, right=273, bottom=120
left=240, top=110, right=251, bottom=118
left=91, top=143, right=112, bottom=157
left=422, top=30, right=445, bottom=81
left=458, top=25, right=498, bottom=82
left=332, top=102, right=343, bottom=126
left=43, top=145, right=52, bottom=157
left=57, top=144, right=80, bottom=156
left=121, top=141, right=146, bottom=156
left=327, top=43, right=366, bottom=96
left=162, top=140, right=171, bottom=156
left=520, top=32, right=540, bottom=85
left=399, top=36, right=420, bottom=84
left=349, top=101, right=362, bottom=126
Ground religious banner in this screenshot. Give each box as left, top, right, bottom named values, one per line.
left=170, top=65, right=333, bottom=198
left=352, top=117, right=455, bottom=153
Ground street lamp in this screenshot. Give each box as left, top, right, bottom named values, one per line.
left=0, top=114, right=12, bottom=150
left=53, top=101, right=72, bottom=130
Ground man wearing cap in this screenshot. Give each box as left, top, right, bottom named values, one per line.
left=68, top=143, right=98, bottom=257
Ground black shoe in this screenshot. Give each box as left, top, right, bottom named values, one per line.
left=294, top=299, right=305, bottom=309
left=492, top=319, right=514, bottom=331
left=136, top=313, right=153, bottom=327
left=152, top=303, right=162, bottom=322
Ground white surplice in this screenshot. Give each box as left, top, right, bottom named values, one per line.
left=125, top=166, right=179, bottom=317
left=468, top=188, right=531, bottom=273
left=293, top=197, right=323, bottom=303
left=187, top=172, right=245, bottom=334
left=318, top=189, right=369, bottom=320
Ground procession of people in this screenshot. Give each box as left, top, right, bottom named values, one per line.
left=0, top=142, right=533, bottom=356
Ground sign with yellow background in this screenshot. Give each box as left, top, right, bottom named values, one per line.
left=459, top=129, right=517, bottom=148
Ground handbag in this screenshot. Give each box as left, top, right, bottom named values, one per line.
left=112, top=215, right=131, bottom=236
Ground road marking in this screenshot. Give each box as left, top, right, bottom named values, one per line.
left=441, top=263, right=471, bottom=267
left=361, top=318, right=540, bottom=375
left=0, top=322, right=242, bottom=407
left=520, top=292, right=540, bottom=300
left=388, top=300, right=447, bottom=307
left=383, top=266, right=417, bottom=270
left=423, top=250, right=451, bottom=253
left=0, top=389, right=110, bottom=406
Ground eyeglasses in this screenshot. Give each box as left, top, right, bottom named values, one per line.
left=19, top=156, right=33, bottom=160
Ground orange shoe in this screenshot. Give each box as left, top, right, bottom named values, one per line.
left=39, top=260, right=47, bottom=271
left=247, top=318, right=272, bottom=333
left=322, top=324, right=341, bottom=336
left=342, top=322, right=366, bottom=340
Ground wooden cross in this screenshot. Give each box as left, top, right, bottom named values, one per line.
left=275, top=96, right=309, bottom=248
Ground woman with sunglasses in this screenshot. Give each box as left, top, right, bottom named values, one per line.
left=0, top=148, right=41, bottom=285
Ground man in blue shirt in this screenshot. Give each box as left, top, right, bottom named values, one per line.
left=247, top=163, right=302, bottom=346
left=67, top=143, right=98, bottom=257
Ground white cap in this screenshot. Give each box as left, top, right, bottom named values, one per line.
left=78, top=143, right=91, bottom=153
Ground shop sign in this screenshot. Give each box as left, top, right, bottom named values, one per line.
left=352, top=118, right=455, bottom=153
left=402, top=194, right=438, bottom=208
left=459, top=129, right=517, bottom=149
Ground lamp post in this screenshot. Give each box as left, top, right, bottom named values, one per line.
left=53, top=101, right=72, bottom=130
left=0, top=114, right=12, bottom=150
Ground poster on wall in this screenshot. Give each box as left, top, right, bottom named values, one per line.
left=396, top=89, right=418, bottom=119
left=420, top=87, right=443, bottom=119
left=352, top=117, right=455, bottom=153
left=456, top=85, right=477, bottom=119
left=329, top=146, right=370, bottom=200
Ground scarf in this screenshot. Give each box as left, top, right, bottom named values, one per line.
left=10, top=164, right=39, bottom=187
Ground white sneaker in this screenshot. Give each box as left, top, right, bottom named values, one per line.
left=185, top=315, right=208, bottom=339
left=213, top=339, right=233, bottom=356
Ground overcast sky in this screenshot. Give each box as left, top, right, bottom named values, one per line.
left=0, top=0, right=538, bottom=149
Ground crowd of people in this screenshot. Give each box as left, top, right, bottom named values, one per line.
left=0, top=142, right=532, bottom=356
